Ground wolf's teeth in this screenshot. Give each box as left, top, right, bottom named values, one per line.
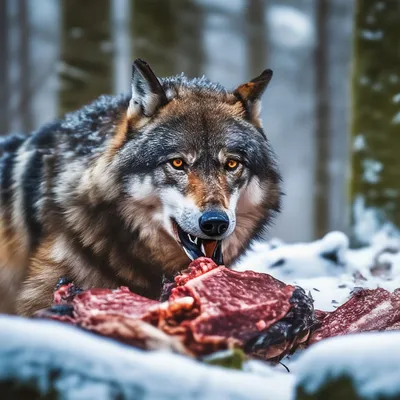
left=200, top=243, right=206, bottom=255
left=182, top=246, right=195, bottom=261
left=188, top=234, right=198, bottom=244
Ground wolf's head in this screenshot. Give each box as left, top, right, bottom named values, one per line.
left=96, top=59, right=281, bottom=270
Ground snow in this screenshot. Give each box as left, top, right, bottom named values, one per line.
left=392, top=111, right=400, bottom=124
left=235, top=227, right=400, bottom=312
left=363, top=159, right=383, bottom=183
left=393, top=93, right=400, bottom=104
left=353, top=134, right=366, bottom=151
left=352, top=196, right=383, bottom=245
left=293, top=332, right=400, bottom=399
left=360, top=29, right=383, bottom=41
left=0, top=316, right=293, bottom=400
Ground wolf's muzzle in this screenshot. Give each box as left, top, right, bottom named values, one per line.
left=199, top=210, right=229, bottom=237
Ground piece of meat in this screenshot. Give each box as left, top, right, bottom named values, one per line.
left=171, top=259, right=315, bottom=361
left=72, top=287, right=160, bottom=321
left=34, top=258, right=315, bottom=361
left=77, top=314, right=190, bottom=354
left=169, top=258, right=296, bottom=347
left=309, top=287, right=400, bottom=344
left=36, top=283, right=189, bottom=354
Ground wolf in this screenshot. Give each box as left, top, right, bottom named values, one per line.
left=0, top=59, right=281, bottom=316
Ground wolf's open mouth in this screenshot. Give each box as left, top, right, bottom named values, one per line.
left=172, top=221, right=223, bottom=265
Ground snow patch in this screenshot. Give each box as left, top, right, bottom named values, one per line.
left=362, top=159, right=383, bottom=183
left=393, top=93, right=400, bottom=104
left=392, top=111, right=400, bottom=124
left=360, top=29, right=383, bottom=41
left=352, top=196, right=382, bottom=245
left=235, top=226, right=400, bottom=312
left=353, top=134, right=366, bottom=151
left=293, top=332, right=400, bottom=399
left=0, top=316, right=293, bottom=400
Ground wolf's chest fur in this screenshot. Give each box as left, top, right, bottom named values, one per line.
left=0, top=59, right=281, bottom=316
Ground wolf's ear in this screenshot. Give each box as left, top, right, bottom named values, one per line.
left=234, top=69, right=273, bottom=123
left=127, top=59, right=168, bottom=119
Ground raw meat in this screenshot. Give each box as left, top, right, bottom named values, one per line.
left=165, top=258, right=311, bottom=358
left=34, top=258, right=315, bottom=360
left=37, top=285, right=188, bottom=354
left=309, top=287, right=400, bottom=344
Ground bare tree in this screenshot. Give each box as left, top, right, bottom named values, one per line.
left=246, top=0, right=267, bottom=78
left=131, top=0, right=205, bottom=78
left=59, top=0, right=113, bottom=115
left=19, top=0, right=33, bottom=132
left=314, top=0, right=331, bottom=238
left=0, top=0, right=8, bottom=134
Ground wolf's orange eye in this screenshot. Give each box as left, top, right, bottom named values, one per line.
left=170, top=158, right=185, bottom=170
left=226, top=159, right=239, bottom=170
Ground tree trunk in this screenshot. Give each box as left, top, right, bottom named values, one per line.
left=131, top=0, right=205, bottom=78
left=19, top=0, right=33, bottom=133
left=350, top=0, right=400, bottom=244
left=59, top=0, right=112, bottom=116
left=314, top=0, right=330, bottom=239
left=245, top=0, right=267, bottom=78
left=0, top=0, right=8, bottom=135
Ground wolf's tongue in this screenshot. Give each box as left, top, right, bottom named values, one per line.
left=203, top=241, right=217, bottom=258
left=176, top=223, right=223, bottom=264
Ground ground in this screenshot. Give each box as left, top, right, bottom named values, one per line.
left=1, top=226, right=400, bottom=399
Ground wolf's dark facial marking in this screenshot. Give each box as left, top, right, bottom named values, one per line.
left=0, top=59, right=282, bottom=316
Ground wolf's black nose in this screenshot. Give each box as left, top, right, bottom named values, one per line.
left=199, top=211, right=229, bottom=237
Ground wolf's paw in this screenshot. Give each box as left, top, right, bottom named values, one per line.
left=55, top=276, right=73, bottom=290
left=244, top=287, right=316, bottom=361
left=53, top=277, right=83, bottom=304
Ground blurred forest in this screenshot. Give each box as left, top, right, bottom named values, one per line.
left=2, top=0, right=397, bottom=245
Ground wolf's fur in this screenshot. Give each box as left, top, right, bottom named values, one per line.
left=0, top=59, right=281, bottom=316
